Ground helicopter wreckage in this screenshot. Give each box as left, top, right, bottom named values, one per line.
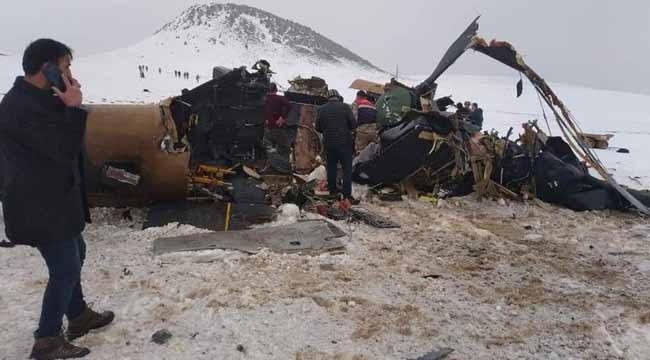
left=11, top=16, right=646, bottom=232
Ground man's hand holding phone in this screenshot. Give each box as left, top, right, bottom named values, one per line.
left=52, top=75, right=82, bottom=108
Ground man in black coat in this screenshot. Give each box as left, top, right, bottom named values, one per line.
left=0, top=39, right=114, bottom=360
left=316, top=89, right=357, bottom=200
left=469, top=102, right=484, bottom=130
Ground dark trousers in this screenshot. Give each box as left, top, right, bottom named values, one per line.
left=35, top=235, right=87, bottom=338
left=326, top=145, right=353, bottom=198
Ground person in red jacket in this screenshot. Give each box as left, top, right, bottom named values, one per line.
left=351, top=90, right=378, bottom=154
left=263, top=83, right=293, bottom=173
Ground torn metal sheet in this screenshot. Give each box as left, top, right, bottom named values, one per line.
left=153, top=220, right=346, bottom=256
left=350, top=207, right=401, bottom=229
left=349, top=79, right=386, bottom=96
left=577, top=133, right=614, bottom=149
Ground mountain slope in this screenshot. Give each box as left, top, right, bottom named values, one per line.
left=156, top=3, right=380, bottom=70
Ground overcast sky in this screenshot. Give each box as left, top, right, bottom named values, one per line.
left=2, top=0, right=649, bottom=93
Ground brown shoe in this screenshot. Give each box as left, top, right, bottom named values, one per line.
left=66, top=306, right=115, bottom=341
left=30, top=335, right=90, bottom=359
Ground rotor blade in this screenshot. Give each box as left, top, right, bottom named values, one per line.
left=415, top=16, right=480, bottom=95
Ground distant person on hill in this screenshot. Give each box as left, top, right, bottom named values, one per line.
left=0, top=38, right=114, bottom=360
left=196, top=74, right=200, bottom=83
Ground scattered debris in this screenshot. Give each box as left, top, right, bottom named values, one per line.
left=121, top=209, right=133, bottom=221
left=578, top=133, right=614, bottom=149
left=151, top=329, right=173, bottom=345
left=408, top=348, right=454, bottom=360
left=349, top=207, right=400, bottom=228
left=419, top=195, right=438, bottom=206
left=422, top=274, right=442, bottom=280
left=236, top=344, right=246, bottom=353
left=327, top=207, right=348, bottom=221
left=101, top=165, right=141, bottom=187
left=243, top=165, right=262, bottom=180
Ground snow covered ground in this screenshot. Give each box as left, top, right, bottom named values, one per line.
left=1, top=197, right=650, bottom=359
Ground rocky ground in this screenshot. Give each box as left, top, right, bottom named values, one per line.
left=1, top=194, right=649, bottom=359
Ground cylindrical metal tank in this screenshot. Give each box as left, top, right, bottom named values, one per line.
left=84, top=104, right=189, bottom=207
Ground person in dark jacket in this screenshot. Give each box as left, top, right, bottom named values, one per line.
left=455, top=102, right=470, bottom=119
left=0, top=39, right=114, bottom=360
left=469, top=102, right=484, bottom=129
left=263, top=83, right=293, bottom=173
left=316, top=89, right=357, bottom=200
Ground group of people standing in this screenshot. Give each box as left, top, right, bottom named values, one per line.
left=138, top=64, right=148, bottom=79
left=456, top=100, right=484, bottom=131
left=137, top=68, right=201, bottom=83
left=174, top=71, right=201, bottom=83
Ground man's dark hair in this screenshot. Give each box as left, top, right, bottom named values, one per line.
left=22, top=39, right=73, bottom=76
left=269, top=83, right=278, bottom=93
left=356, top=90, right=367, bottom=98
left=472, top=102, right=478, bottom=107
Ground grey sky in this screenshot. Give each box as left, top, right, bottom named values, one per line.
left=2, top=0, right=649, bottom=93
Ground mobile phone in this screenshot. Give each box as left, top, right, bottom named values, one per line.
left=43, top=62, right=65, bottom=92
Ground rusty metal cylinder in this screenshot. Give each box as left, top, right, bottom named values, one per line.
left=84, top=104, right=189, bottom=206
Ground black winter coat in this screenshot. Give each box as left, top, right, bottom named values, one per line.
left=469, top=108, right=484, bottom=129
left=0, top=77, right=90, bottom=247
left=315, top=100, right=357, bottom=148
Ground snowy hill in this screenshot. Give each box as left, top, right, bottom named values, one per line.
left=156, top=3, right=379, bottom=70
